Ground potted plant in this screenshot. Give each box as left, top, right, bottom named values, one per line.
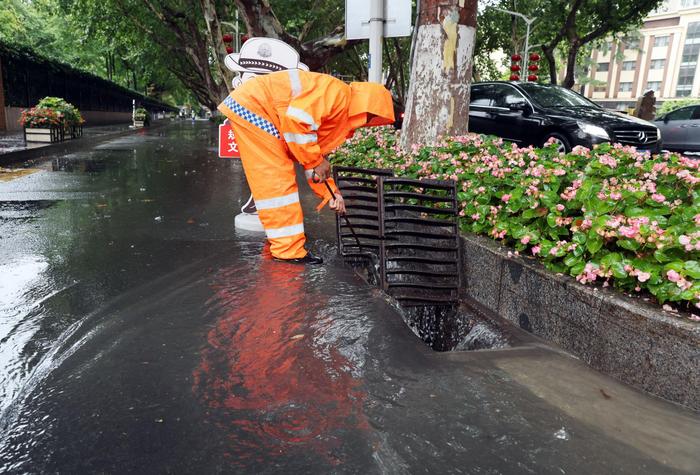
left=20, top=97, right=85, bottom=143
left=20, top=107, right=64, bottom=143
left=36, top=97, right=84, bottom=139
left=134, top=108, right=149, bottom=127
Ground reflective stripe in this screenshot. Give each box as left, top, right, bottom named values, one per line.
left=304, top=169, right=316, bottom=180
left=284, top=132, right=318, bottom=145
left=286, top=106, right=319, bottom=131
left=288, top=69, right=302, bottom=97
left=223, top=96, right=281, bottom=139
left=266, top=223, right=305, bottom=239
left=255, top=192, right=300, bottom=211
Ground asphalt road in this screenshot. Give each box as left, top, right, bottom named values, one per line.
left=0, top=122, right=698, bottom=474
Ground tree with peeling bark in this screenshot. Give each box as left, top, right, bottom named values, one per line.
left=401, top=0, right=478, bottom=149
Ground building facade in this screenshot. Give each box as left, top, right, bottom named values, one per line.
left=586, top=0, right=700, bottom=109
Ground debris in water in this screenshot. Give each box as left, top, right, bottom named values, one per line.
left=599, top=389, right=612, bottom=400
left=554, top=428, right=570, bottom=440
left=154, top=216, right=162, bottom=222
left=290, top=334, right=304, bottom=340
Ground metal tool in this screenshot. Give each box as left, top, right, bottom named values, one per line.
left=313, top=171, right=365, bottom=253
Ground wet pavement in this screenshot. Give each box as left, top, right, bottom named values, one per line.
left=0, top=123, right=134, bottom=156
left=0, top=122, right=698, bottom=474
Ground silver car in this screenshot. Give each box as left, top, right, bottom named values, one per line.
left=654, top=105, right=700, bottom=154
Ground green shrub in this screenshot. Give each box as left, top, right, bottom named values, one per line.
left=657, top=98, right=700, bottom=117
left=36, top=96, right=84, bottom=125
left=134, top=107, right=149, bottom=121
left=331, top=127, right=700, bottom=315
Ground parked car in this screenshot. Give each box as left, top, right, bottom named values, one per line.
left=654, top=105, right=700, bottom=154
left=469, top=82, right=662, bottom=153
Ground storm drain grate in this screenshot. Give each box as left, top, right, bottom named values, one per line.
left=378, top=177, right=461, bottom=309
left=334, top=167, right=461, bottom=308
left=333, top=166, right=393, bottom=262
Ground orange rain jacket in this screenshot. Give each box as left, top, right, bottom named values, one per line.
left=218, top=70, right=394, bottom=259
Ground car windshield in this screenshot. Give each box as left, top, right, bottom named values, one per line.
left=519, top=83, right=601, bottom=109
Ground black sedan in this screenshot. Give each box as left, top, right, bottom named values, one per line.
left=654, top=104, right=700, bottom=155
left=468, top=82, right=662, bottom=153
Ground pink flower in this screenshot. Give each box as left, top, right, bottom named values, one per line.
left=556, top=204, right=565, bottom=212
left=501, top=194, right=511, bottom=203
left=667, top=270, right=681, bottom=283
left=521, top=236, right=531, bottom=245
left=694, top=214, right=700, bottom=226
left=679, top=235, right=691, bottom=246
left=651, top=193, right=666, bottom=203
left=618, top=226, right=638, bottom=238
left=531, top=245, right=541, bottom=255
left=609, top=191, right=622, bottom=201
left=637, top=271, right=651, bottom=283
left=471, top=213, right=480, bottom=220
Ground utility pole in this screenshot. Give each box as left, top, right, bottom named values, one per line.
left=401, top=0, right=478, bottom=149
left=368, top=0, right=384, bottom=83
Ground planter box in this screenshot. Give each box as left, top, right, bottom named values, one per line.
left=134, top=120, right=145, bottom=128
left=66, top=125, right=83, bottom=140
left=460, top=233, right=700, bottom=411
left=24, top=126, right=63, bottom=143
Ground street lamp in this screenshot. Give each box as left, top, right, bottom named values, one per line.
left=493, top=7, right=537, bottom=66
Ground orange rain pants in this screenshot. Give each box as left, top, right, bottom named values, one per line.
left=218, top=70, right=395, bottom=260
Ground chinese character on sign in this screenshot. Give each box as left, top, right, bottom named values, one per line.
left=218, top=119, right=240, bottom=158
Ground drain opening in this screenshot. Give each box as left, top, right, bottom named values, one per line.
left=334, top=166, right=510, bottom=352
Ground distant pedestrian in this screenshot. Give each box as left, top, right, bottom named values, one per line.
left=634, top=89, right=656, bottom=121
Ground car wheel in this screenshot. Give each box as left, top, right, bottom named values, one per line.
left=543, top=133, right=571, bottom=153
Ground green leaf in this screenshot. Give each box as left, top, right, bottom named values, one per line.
left=684, top=261, right=700, bottom=279
left=586, top=235, right=604, bottom=254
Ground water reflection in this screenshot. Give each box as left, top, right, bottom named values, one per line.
left=192, top=250, right=367, bottom=466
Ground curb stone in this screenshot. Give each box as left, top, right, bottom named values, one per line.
left=460, top=232, right=700, bottom=412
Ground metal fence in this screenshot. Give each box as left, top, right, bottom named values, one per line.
left=1, top=43, right=176, bottom=113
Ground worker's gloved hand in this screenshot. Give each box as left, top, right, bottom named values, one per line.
left=313, top=159, right=332, bottom=182
left=329, top=193, right=346, bottom=215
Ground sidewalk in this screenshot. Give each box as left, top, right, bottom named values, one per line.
left=0, top=121, right=170, bottom=166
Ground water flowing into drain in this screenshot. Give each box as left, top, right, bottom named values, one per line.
left=334, top=166, right=509, bottom=352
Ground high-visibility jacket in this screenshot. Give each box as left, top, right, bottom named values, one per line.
left=217, top=70, right=394, bottom=260
left=220, top=70, right=394, bottom=173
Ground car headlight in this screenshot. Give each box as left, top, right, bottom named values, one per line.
left=577, top=121, right=610, bottom=140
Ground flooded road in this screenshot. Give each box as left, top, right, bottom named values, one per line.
left=1, top=123, right=698, bottom=473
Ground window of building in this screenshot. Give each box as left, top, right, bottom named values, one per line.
left=654, top=36, right=670, bottom=47
left=650, top=59, right=666, bottom=69
left=597, top=62, right=610, bottom=72
left=624, top=37, right=640, bottom=49
left=681, top=0, right=700, bottom=8
left=594, top=85, right=607, bottom=93
left=646, top=81, right=662, bottom=92
left=622, top=61, right=636, bottom=70
left=675, top=22, right=700, bottom=97
left=619, top=82, right=633, bottom=92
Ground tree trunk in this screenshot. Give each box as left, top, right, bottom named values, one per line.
left=542, top=46, right=558, bottom=85
left=200, top=0, right=233, bottom=88
left=562, top=42, right=581, bottom=89
left=400, top=0, right=478, bottom=149
left=232, top=0, right=357, bottom=71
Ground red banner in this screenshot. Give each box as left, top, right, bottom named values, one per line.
left=218, top=119, right=240, bottom=159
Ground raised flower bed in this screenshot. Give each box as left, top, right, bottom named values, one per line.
left=20, top=97, right=84, bottom=143
left=331, top=127, right=700, bottom=318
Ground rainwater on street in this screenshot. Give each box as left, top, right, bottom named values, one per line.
left=0, top=122, right=698, bottom=474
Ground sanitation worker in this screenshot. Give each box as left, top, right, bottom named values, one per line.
left=217, top=69, right=394, bottom=264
